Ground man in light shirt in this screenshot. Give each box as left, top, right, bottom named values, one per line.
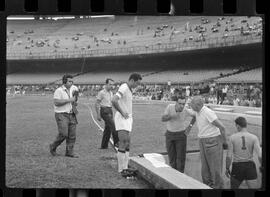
left=162, top=89, right=196, bottom=173
left=95, top=78, right=118, bottom=149
left=111, top=73, right=142, bottom=177
left=225, top=117, right=262, bottom=189
left=185, top=96, right=228, bottom=188
left=49, top=74, right=79, bottom=158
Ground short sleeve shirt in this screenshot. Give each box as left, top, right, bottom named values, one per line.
left=115, top=83, right=133, bottom=115
left=97, top=89, right=113, bottom=107
left=196, top=106, right=221, bottom=138
left=53, top=85, right=72, bottom=113
left=164, top=104, right=192, bottom=132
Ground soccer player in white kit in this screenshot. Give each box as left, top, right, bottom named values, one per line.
left=111, top=73, right=142, bottom=176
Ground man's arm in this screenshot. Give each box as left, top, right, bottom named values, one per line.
left=225, top=137, right=233, bottom=178
left=161, top=114, right=171, bottom=122
left=54, top=98, right=75, bottom=107
left=111, top=94, right=129, bottom=119
left=254, top=137, right=262, bottom=165
left=184, top=116, right=196, bottom=135
left=94, top=99, right=102, bottom=121
left=212, top=119, right=227, bottom=145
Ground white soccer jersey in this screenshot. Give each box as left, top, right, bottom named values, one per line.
left=114, top=83, right=133, bottom=132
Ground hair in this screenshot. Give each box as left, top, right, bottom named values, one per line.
left=235, top=116, right=247, bottom=128
left=174, top=88, right=185, bottom=100
left=129, top=73, right=142, bottom=82
left=105, top=78, right=114, bottom=84
left=62, top=74, right=73, bottom=84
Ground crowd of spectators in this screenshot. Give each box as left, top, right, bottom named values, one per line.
left=7, top=16, right=262, bottom=58
left=7, top=81, right=262, bottom=108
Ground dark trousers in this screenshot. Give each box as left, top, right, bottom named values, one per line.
left=100, top=107, right=118, bottom=148
left=165, top=130, right=187, bottom=173
left=51, top=113, right=78, bottom=155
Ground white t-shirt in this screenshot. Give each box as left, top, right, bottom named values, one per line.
left=53, top=85, right=72, bottom=113
left=196, top=106, right=221, bottom=138
left=115, top=83, right=133, bottom=116
left=185, top=105, right=221, bottom=138
left=114, top=83, right=133, bottom=132
left=164, top=104, right=191, bottom=132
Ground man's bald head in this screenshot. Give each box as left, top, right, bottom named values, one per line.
left=190, top=96, right=204, bottom=112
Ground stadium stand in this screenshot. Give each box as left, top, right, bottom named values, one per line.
left=215, top=67, right=262, bottom=83
left=7, top=16, right=262, bottom=59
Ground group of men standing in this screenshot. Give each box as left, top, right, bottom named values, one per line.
left=162, top=89, right=262, bottom=189
left=49, top=73, right=262, bottom=189
left=49, top=73, right=142, bottom=178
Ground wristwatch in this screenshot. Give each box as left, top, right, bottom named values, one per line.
left=189, top=124, right=193, bottom=127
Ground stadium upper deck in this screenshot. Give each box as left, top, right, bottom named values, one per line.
left=7, top=16, right=262, bottom=60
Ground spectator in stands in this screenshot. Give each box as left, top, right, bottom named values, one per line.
left=161, top=89, right=196, bottom=173
left=185, top=96, right=228, bottom=188
left=221, top=84, right=228, bottom=104
left=216, top=84, right=223, bottom=104
left=95, top=78, right=119, bottom=149
left=233, top=95, right=240, bottom=106
left=247, top=85, right=253, bottom=101
left=49, top=74, right=79, bottom=158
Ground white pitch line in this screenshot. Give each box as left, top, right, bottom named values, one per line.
left=82, top=103, right=117, bottom=152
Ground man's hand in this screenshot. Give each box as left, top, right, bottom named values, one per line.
left=225, top=168, right=231, bottom=178
left=184, top=126, right=192, bottom=136
left=121, top=112, right=129, bottom=119
left=223, top=142, right=228, bottom=150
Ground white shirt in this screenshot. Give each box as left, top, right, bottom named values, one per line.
left=53, top=85, right=72, bottom=113
left=114, top=83, right=133, bottom=132
left=115, top=83, right=133, bottom=116
left=185, top=105, right=221, bottom=138
left=97, top=88, right=113, bottom=107
left=164, top=104, right=191, bottom=132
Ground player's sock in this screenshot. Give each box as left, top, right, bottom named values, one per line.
left=117, top=149, right=126, bottom=173
left=124, top=149, right=129, bottom=170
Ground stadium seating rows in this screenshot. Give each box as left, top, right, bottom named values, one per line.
left=7, top=16, right=262, bottom=59
left=7, top=68, right=238, bottom=85
left=216, top=67, right=262, bottom=83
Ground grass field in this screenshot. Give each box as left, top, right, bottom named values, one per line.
left=6, top=95, right=262, bottom=188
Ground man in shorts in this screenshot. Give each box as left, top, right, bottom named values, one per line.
left=111, top=73, right=142, bottom=177
left=225, top=116, right=262, bottom=189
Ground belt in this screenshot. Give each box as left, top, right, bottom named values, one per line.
left=100, top=106, right=112, bottom=108
left=58, top=112, right=73, bottom=114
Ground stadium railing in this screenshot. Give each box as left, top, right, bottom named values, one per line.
left=7, top=33, right=262, bottom=60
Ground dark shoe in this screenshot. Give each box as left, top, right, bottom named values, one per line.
left=121, top=169, right=136, bottom=177
left=65, top=153, right=79, bottom=158
left=126, top=168, right=138, bottom=175
left=49, top=144, right=56, bottom=156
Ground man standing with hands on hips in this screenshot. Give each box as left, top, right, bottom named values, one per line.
left=49, top=74, right=79, bottom=158
left=112, top=73, right=142, bottom=177
left=185, top=96, right=228, bottom=188
left=95, top=78, right=119, bottom=149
